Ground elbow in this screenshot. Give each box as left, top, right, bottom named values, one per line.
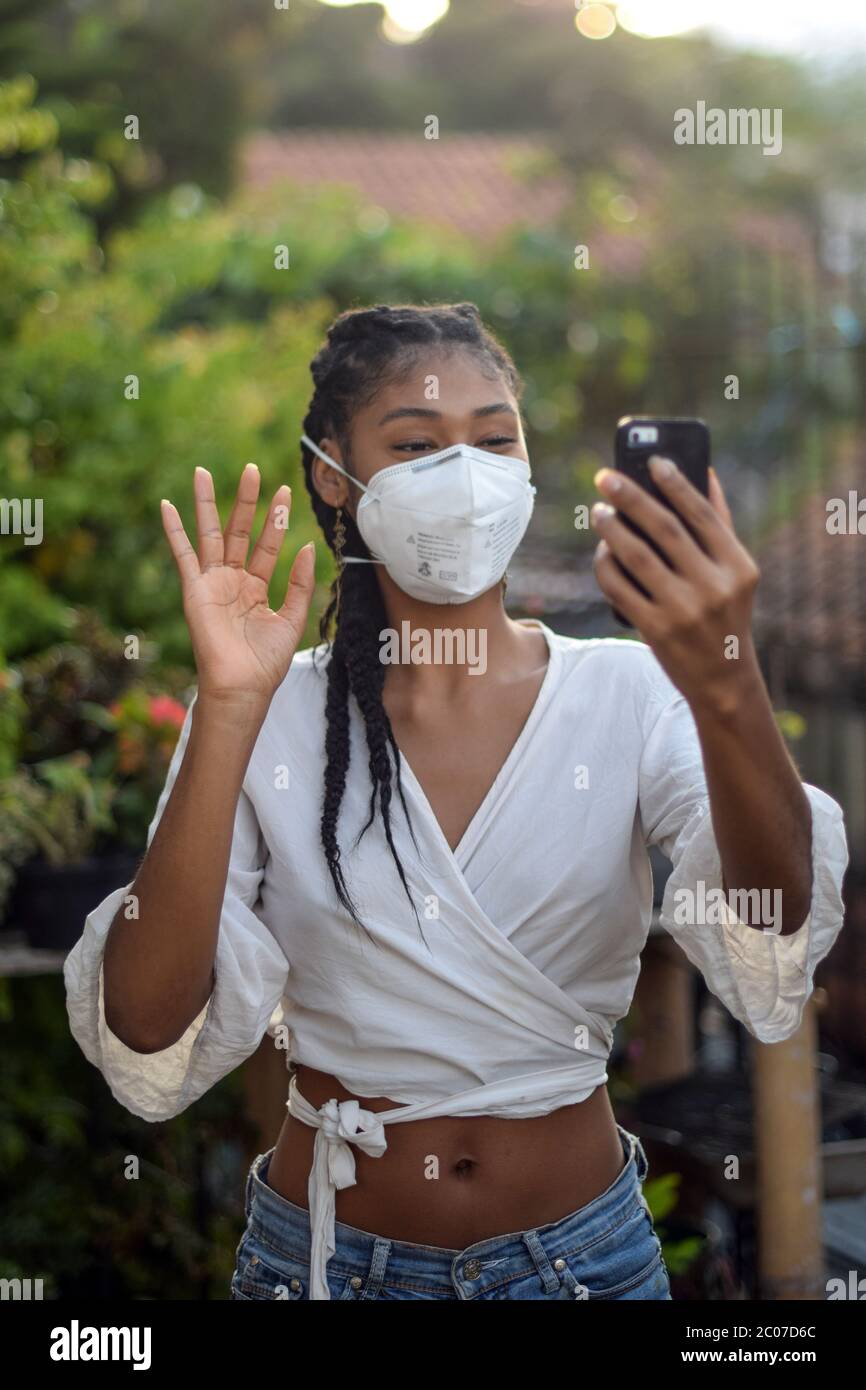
left=102, top=962, right=215, bottom=1055
left=103, top=986, right=196, bottom=1054
left=783, top=863, right=814, bottom=937
left=103, top=1003, right=175, bottom=1055
left=122, top=1032, right=177, bottom=1057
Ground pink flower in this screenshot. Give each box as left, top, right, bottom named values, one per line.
left=148, top=695, right=187, bottom=730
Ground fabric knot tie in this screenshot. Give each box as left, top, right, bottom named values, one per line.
left=317, top=1097, right=388, bottom=1191
left=286, top=1081, right=390, bottom=1300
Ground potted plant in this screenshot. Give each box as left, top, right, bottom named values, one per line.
left=642, top=1172, right=743, bottom=1300
left=606, top=1027, right=741, bottom=1299
left=1, top=753, right=127, bottom=949
left=83, top=686, right=188, bottom=850
left=0, top=610, right=191, bottom=950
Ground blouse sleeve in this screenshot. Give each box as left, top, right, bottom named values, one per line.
left=63, top=695, right=291, bottom=1122
left=637, top=663, right=849, bottom=1044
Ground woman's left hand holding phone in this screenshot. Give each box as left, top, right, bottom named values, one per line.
left=589, top=458, right=763, bottom=718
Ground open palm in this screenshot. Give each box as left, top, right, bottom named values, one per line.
left=161, top=463, right=316, bottom=707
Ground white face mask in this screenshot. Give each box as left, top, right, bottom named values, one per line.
left=302, top=434, right=536, bottom=605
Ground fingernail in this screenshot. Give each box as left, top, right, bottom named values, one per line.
left=591, top=502, right=616, bottom=522
left=244, top=462, right=259, bottom=473
left=594, top=468, right=621, bottom=493
left=649, top=455, right=674, bottom=478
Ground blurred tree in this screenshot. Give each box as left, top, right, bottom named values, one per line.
left=0, top=0, right=303, bottom=229
left=2, top=69, right=859, bottom=666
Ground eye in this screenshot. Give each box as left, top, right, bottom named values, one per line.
left=393, top=439, right=438, bottom=453
left=390, top=434, right=518, bottom=455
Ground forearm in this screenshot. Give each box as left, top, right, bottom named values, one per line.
left=689, top=647, right=813, bottom=936
left=102, top=695, right=268, bottom=1052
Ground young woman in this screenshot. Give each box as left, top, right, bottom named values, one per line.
left=65, top=302, right=848, bottom=1301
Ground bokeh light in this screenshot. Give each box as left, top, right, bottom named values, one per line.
left=567, top=322, right=600, bottom=355
left=615, top=1, right=701, bottom=39
left=609, top=194, right=638, bottom=223
left=383, top=0, right=449, bottom=41
left=575, top=4, right=617, bottom=40
left=319, top=0, right=450, bottom=43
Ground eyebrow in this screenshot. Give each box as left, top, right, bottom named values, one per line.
left=376, top=403, right=519, bottom=426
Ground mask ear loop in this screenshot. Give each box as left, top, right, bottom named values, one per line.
left=301, top=432, right=384, bottom=567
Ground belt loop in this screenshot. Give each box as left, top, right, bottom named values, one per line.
left=634, top=1133, right=649, bottom=1184
left=360, top=1237, right=392, bottom=1300
left=244, top=1155, right=258, bottom=1220
left=523, top=1229, right=561, bottom=1294
left=245, top=1149, right=270, bottom=1219
left=626, top=1128, right=649, bottom=1183
left=616, top=1124, right=648, bottom=1183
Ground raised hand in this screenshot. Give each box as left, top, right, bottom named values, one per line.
left=160, top=463, right=316, bottom=713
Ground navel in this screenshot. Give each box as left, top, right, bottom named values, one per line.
left=453, top=1156, right=478, bottom=1177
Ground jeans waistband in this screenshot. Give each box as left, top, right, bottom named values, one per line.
left=243, top=1121, right=650, bottom=1282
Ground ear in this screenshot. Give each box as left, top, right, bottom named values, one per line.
left=310, top=436, right=350, bottom=509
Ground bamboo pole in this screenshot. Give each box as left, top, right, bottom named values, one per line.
left=632, top=933, right=695, bottom=1086
left=751, top=997, right=824, bottom=1299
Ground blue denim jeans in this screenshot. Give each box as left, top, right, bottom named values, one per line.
left=230, top=1122, right=673, bottom=1301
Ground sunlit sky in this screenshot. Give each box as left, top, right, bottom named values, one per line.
left=318, top=0, right=866, bottom=55
left=619, top=0, right=866, bottom=54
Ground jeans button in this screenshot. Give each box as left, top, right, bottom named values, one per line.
left=463, top=1259, right=483, bottom=1280
left=553, top=1258, right=567, bottom=1272
left=290, top=1278, right=301, bottom=1291
left=350, top=1276, right=363, bottom=1290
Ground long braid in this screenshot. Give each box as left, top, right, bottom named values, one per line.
left=301, top=302, right=523, bottom=935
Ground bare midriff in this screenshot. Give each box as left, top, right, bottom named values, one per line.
left=265, top=1062, right=626, bottom=1248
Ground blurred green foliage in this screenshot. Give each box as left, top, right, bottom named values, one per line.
left=4, top=65, right=861, bottom=669
left=0, top=608, right=198, bottom=924
left=641, top=1172, right=705, bottom=1277
left=0, top=971, right=253, bottom=1299
left=1, top=77, right=329, bottom=664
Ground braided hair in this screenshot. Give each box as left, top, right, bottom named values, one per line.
left=300, top=302, right=523, bottom=937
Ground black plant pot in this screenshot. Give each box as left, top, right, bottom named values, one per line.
left=7, top=852, right=141, bottom=952
left=661, top=1217, right=743, bottom=1300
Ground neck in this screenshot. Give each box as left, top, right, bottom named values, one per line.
left=376, top=578, right=533, bottom=693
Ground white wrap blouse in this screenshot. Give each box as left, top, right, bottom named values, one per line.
left=63, top=620, right=850, bottom=1299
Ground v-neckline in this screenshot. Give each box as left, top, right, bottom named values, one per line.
left=392, top=619, right=560, bottom=868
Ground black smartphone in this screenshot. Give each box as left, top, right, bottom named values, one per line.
left=608, top=416, right=711, bottom=627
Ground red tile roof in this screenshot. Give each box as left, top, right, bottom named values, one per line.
left=241, top=130, right=571, bottom=240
